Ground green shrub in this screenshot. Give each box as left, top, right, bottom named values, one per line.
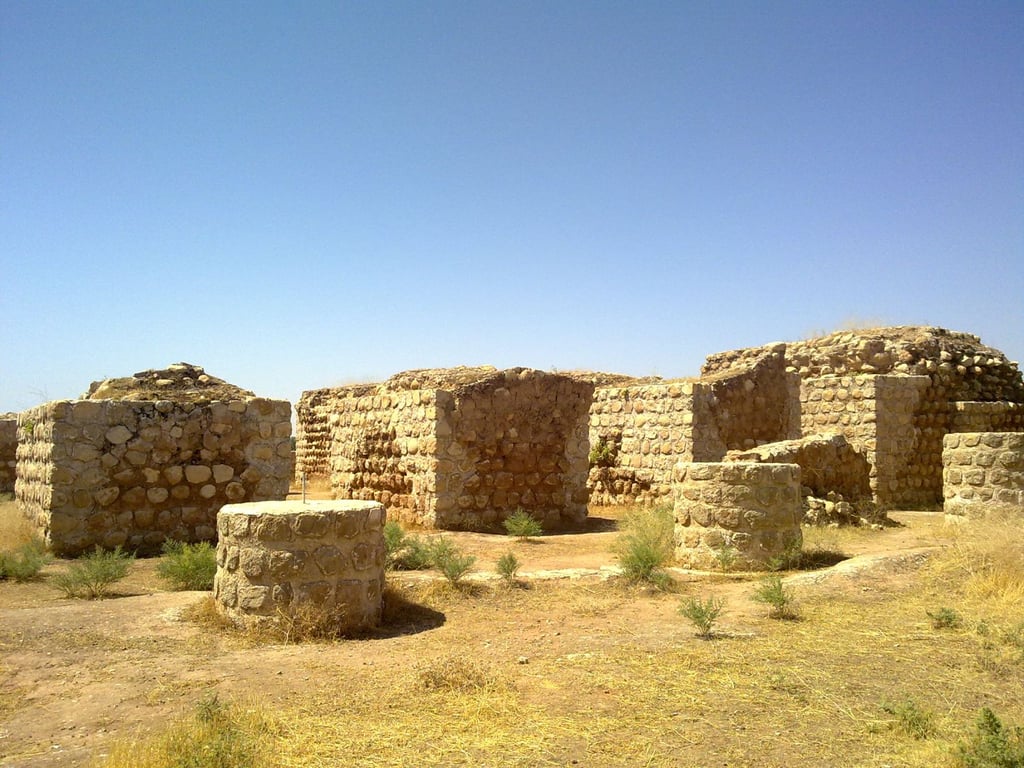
left=713, top=545, right=739, bottom=573
left=156, top=540, right=216, bottom=591
left=751, top=575, right=798, bottom=620
left=0, top=538, right=51, bottom=582
left=52, top=545, right=134, bottom=599
left=614, top=505, right=674, bottom=584
left=958, top=707, right=1024, bottom=767
left=588, top=436, right=618, bottom=468
left=429, top=537, right=475, bottom=587
left=503, top=509, right=543, bottom=540
left=679, top=595, right=724, bottom=639
left=393, top=534, right=435, bottom=570
left=880, top=697, right=935, bottom=740
left=496, top=551, right=520, bottom=587
left=927, top=606, right=962, bottom=629
left=383, top=521, right=407, bottom=570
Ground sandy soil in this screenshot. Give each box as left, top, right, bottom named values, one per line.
left=0, top=510, right=951, bottom=767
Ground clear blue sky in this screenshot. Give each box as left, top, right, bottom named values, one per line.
left=2, top=1, right=1022, bottom=412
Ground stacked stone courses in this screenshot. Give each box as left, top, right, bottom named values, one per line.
left=587, top=349, right=799, bottom=507
left=299, top=367, right=592, bottom=530
left=942, top=432, right=1024, bottom=518
left=673, top=462, right=803, bottom=569
left=0, top=415, right=16, bottom=493
left=725, top=433, right=871, bottom=502
left=15, top=397, right=293, bottom=556
left=214, top=500, right=386, bottom=634
left=704, top=327, right=1024, bottom=508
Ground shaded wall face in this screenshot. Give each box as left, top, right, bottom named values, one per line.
left=327, top=389, right=440, bottom=528
left=949, top=402, right=1024, bottom=433
left=15, top=398, right=293, bottom=556
left=704, top=355, right=802, bottom=451
left=437, top=373, right=592, bottom=529
left=0, top=419, right=16, bottom=493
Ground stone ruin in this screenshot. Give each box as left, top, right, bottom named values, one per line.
left=294, top=327, right=1024, bottom=542
left=14, top=363, right=293, bottom=556
left=296, top=367, right=592, bottom=530
left=702, top=326, right=1024, bottom=510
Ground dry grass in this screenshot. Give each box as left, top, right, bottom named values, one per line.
left=0, top=498, right=36, bottom=551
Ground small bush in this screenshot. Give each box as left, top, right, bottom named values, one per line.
left=958, top=707, right=1024, bottom=768
left=881, top=697, right=935, bottom=740
left=679, top=595, right=724, bottom=639
left=588, top=436, right=618, bottom=468
left=52, top=546, right=133, bottom=599
left=390, top=533, right=435, bottom=571
left=156, top=541, right=216, bottom=591
left=496, top=551, right=520, bottom=587
left=504, top=509, right=543, bottom=540
left=383, top=521, right=407, bottom=570
left=614, top=505, right=674, bottom=584
left=430, top=537, right=475, bottom=587
left=713, top=545, right=739, bottom=573
left=751, top=575, right=799, bottom=620
left=0, top=538, right=51, bottom=582
left=927, top=606, right=962, bottom=629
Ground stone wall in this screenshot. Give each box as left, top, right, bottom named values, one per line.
left=725, top=433, right=871, bottom=501
left=301, top=367, right=593, bottom=530
left=325, top=386, right=441, bottom=528
left=214, top=500, right=386, bottom=634
left=949, top=402, right=1024, bottom=433
left=587, top=349, right=800, bottom=507
left=800, top=375, right=930, bottom=507
left=672, top=461, right=803, bottom=570
left=942, top=432, right=1024, bottom=518
left=0, top=415, right=16, bottom=493
left=703, top=327, right=1024, bottom=508
left=15, top=398, right=293, bottom=556
left=293, top=389, right=336, bottom=490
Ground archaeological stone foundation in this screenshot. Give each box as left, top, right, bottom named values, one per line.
left=942, top=432, right=1024, bottom=519
left=297, top=367, right=592, bottom=530
left=14, top=365, right=293, bottom=556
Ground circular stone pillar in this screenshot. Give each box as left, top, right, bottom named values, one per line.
left=214, top=500, right=386, bottom=634
left=672, top=462, right=803, bottom=570
left=943, top=432, right=1024, bottom=520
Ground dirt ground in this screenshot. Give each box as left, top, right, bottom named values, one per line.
left=0, top=508, right=957, bottom=767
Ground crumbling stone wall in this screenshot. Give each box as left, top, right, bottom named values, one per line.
left=950, top=402, right=1024, bottom=433
left=672, top=462, right=803, bottom=569
left=0, top=415, right=16, bottom=493
left=325, top=386, right=440, bottom=527
left=942, top=432, right=1024, bottom=518
left=725, top=433, right=871, bottom=501
left=294, top=389, right=336, bottom=490
left=586, top=349, right=799, bottom=507
left=800, top=375, right=929, bottom=507
left=704, top=327, right=1024, bottom=508
left=15, top=398, right=293, bottom=556
left=301, top=367, right=592, bottom=530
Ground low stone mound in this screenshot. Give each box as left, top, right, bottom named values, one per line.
left=83, top=363, right=255, bottom=402
left=703, top=326, right=1022, bottom=402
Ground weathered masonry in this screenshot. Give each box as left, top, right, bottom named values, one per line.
left=14, top=364, right=293, bottom=556
left=702, top=327, right=1024, bottom=508
left=586, top=347, right=801, bottom=506
left=942, top=432, right=1024, bottom=519
left=297, top=367, right=592, bottom=530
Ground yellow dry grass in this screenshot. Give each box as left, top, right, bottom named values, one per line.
left=0, top=497, right=35, bottom=551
